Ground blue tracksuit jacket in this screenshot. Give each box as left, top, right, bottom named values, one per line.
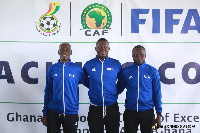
left=119, top=62, right=162, bottom=113
left=83, top=57, right=122, bottom=106
left=42, top=60, right=89, bottom=115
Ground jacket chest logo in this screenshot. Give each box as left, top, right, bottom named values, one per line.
left=129, top=76, right=133, bottom=79
left=69, top=74, right=75, bottom=77
left=144, top=75, right=150, bottom=79
left=107, top=68, right=114, bottom=71
left=92, top=68, right=96, bottom=71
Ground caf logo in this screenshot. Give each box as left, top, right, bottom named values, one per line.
left=35, top=2, right=62, bottom=36
left=81, top=3, right=112, bottom=29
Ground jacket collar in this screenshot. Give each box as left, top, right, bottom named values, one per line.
left=95, top=56, right=110, bottom=62
left=133, top=62, right=146, bottom=67
left=57, top=59, right=72, bottom=66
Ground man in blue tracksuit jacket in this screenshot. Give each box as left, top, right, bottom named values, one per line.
left=42, top=42, right=88, bottom=133
left=83, top=38, right=122, bottom=133
left=119, top=45, right=162, bottom=133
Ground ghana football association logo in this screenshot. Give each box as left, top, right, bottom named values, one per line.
left=81, top=3, right=112, bottom=36
left=35, top=2, right=62, bottom=36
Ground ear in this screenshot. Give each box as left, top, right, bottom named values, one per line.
left=70, top=50, right=72, bottom=55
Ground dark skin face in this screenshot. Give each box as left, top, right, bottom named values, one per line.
left=95, top=41, right=110, bottom=62
left=132, top=47, right=146, bottom=65
left=58, top=43, right=72, bottom=63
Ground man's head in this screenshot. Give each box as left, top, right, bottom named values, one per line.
left=95, top=38, right=110, bottom=61
left=132, top=45, right=146, bottom=65
left=58, top=42, right=72, bottom=63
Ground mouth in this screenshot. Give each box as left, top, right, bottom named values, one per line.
left=99, top=52, right=106, bottom=55
left=135, top=60, right=142, bottom=63
left=62, top=55, right=67, bottom=57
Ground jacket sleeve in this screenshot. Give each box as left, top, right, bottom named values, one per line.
left=42, top=66, right=53, bottom=116
left=117, top=68, right=127, bottom=94
left=79, top=67, right=89, bottom=88
left=152, top=69, right=162, bottom=113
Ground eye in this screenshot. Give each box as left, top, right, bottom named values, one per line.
left=140, top=54, right=144, bottom=57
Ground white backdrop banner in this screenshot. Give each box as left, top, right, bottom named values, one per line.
left=0, top=0, right=200, bottom=133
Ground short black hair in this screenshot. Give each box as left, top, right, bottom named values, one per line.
left=133, top=45, right=145, bottom=50
left=96, top=38, right=109, bottom=45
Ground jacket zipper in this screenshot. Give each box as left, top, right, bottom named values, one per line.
left=100, top=60, right=105, bottom=118
left=137, top=66, right=139, bottom=112
left=63, top=63, right=65, bottom=116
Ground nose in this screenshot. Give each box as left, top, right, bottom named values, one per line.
left=62, top=49, right=70, bottom=54
left=62, top=51, right=67, bottom=54
left=137, top=55, right=142, bottom=59
left=99, top=46, right=107, bottom=51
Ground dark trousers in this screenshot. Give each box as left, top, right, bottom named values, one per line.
left=88, top=102, right=120, bottom=133
left=47, top=109, right=78, bottom=133
left=123, top=108, right=154, bottom=133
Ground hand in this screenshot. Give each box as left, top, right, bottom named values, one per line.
left=42, top=115, right=47, bottom=127
left=153, top=114, right=161, bottom=130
